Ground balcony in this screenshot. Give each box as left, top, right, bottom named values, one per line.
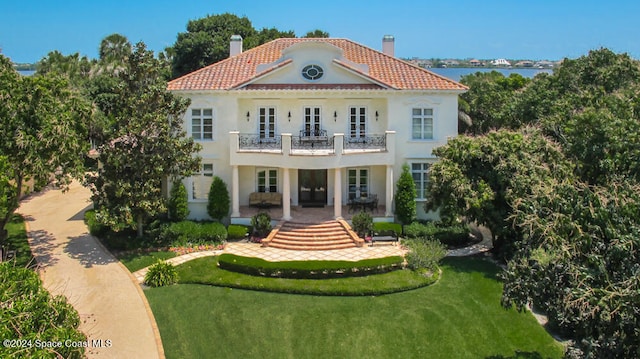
left=238, top=134, right=282, bottom=151
left=231, top=131, right=396, bottom=168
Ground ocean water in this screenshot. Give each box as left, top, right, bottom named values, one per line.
left=428, top=67, right=553, bottom=81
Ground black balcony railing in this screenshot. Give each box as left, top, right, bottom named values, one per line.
left=344, top=134, right=386, bottom=150
left=238, top=134, right=282, bottom=150
left=292, top=129, right=333, bottom=150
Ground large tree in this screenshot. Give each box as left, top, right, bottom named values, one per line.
left=425, top=127, right=573, bottom=259
left=169, top=13, right=299, bottom=78
left=86, top=43, right=201, bottom=238
left=0, top=55, right=91, bottom=245
left=458, top=71, right=530, bottom=134
left=502, top=178, right=640, bottom=358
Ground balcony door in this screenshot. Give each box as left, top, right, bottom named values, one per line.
left=298, top=169, right=327, bottom=207
left=303, top=107, right=321, bottom=136
left=349, top=107, right=367, bottom=139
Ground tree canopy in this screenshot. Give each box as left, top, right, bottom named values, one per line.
left=86, top=42, right=201, bottom=237
left=169, top=13, right=327, bottom=78
left=432, top=48, right=640, bottom=357
left=0, top=55, right=91, bottom=245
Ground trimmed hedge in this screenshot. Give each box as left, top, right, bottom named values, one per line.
left=217, top=253, right=404, bottom=279
left=177, top=256, right=438, bottom=296
left=161, top=221, right=227, bottom=246
left=372, top=222, right=402, bottom=236
left=403, top=222, right=471, bottom=247
left=227, top=224, right=249, bottom=240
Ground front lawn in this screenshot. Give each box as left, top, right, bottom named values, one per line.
left=145, top=257, right=564, bottom=359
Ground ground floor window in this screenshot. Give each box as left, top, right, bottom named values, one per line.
left=411, top=163, right=430, bottom=200
left=192, top=163, right=214, bottom=200
left=348, top=168, right=369, bottom=199
left=257, top=168, right=278, bottom=192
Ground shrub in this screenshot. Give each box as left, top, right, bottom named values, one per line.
left=218, top=253, right=404, bottom=279
left=394, top=164, right=417, bottom=225
left=227, top=224, right=249, bottom=240
left=207, top=176, right=230, bottom=222
left=167, top=180, right=189, bottom=221
left=404, top=239, right=447, bottom=272
left=84, top=209, right=107, bottom=236
left=403, top=221, right=471, bottom=247
left=144, top=260, right=178, bottom=287
left=0, top=263, right=86, bottom=358
left=251, top=212, right=272, bottom=237
left=351, top=211, right=373, bottom=237
left=161, top=221, right=227, bottom=246
left=372, top=222, right=402, bottom=236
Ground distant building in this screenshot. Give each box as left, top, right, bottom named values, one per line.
left=491, top=58, right=511, bottom=66
left=469, top=59, right=483, bottom=67
left=515, top=61, right=534, bottom=67
left=535, top=60, right=555, bottom=68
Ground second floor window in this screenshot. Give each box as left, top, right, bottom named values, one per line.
left=259, top=107, right=276, bottom=138
left=349, top=107, right=366, bottom=138
left=192, top=109, right=213, bottom=140
left=412, top=108, right=433, bottom=140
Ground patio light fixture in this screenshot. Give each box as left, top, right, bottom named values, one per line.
left=246, top=111, right=250, bottom=122
left=334, top=111, right=337, bottom=122
left=375, top=111, right=379, bottom=121
left=288, top=111, right=291, bottom=122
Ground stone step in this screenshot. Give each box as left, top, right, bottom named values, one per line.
left=265, top=220, right=360, bottom=251
left=270, top=237, right=355, bottom=247
left=268, top=242, right=356, bottom=251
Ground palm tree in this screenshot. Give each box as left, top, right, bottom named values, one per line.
left=99, top=33, right=132, bottom=64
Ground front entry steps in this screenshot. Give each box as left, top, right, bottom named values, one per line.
left=263, top=220, right=364, bottom=250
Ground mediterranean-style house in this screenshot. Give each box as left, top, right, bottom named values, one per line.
left=167, top=35, right=467, bottom=224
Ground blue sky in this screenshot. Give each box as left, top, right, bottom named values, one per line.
left=2, top=0, right=639, bottom=63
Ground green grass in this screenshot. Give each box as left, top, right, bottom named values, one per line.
left=4, top=214, right=35, bottom=268
left=146, top=257, right=565, bottom=359
left=118, top=251, right=176, bottom=272
left=176, top=256, right=435, bottom=295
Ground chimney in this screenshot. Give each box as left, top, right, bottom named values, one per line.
left=382, top=35, right=395, bottom=57
left=230, top=35, right=243, bottom=57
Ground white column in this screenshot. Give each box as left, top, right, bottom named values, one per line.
left=231, top=165, right=240, bottom=217
left=385, top=165, right=394, bottom=217
left=282, top=168, right=292, bottom=221
left=334, top=168, right=342, bottom=219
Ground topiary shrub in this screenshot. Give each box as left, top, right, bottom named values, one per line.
left=394, top=163, right=417, bottom=225
left=227, top=224, right=249, bottom=240
left=168, top=180, right=189, bottom=221
left=207, top=176, right=230, bottom=222
left=144, top=260, right=178, bottom=287
left=251, top=212, right=272, bottom=237
left=404, top=239, right=447, bottom=273
left=351, top=211, right=373, bottom=237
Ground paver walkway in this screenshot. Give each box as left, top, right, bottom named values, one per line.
left=18, top=182, right=163, bottom=359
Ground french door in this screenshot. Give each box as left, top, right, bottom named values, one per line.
left=299, top=169, right=327, bottom=206
left=303, top=107, right=321, bottom=136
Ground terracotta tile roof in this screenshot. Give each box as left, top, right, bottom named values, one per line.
left=167, top=38, right=468, bottom=92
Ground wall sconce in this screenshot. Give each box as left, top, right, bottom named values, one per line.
left=334, top=111, right=337, bottom=122
left=375, top=111, right=379, bottom=121
left=288, top=111, right=291, bottom=122
left=246, top=111, right=250, bottom=122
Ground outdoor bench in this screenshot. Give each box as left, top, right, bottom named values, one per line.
left=370, top=231, right=399, bottom=246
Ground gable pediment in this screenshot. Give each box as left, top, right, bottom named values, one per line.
left=233, top=41, right=391, bottom=89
